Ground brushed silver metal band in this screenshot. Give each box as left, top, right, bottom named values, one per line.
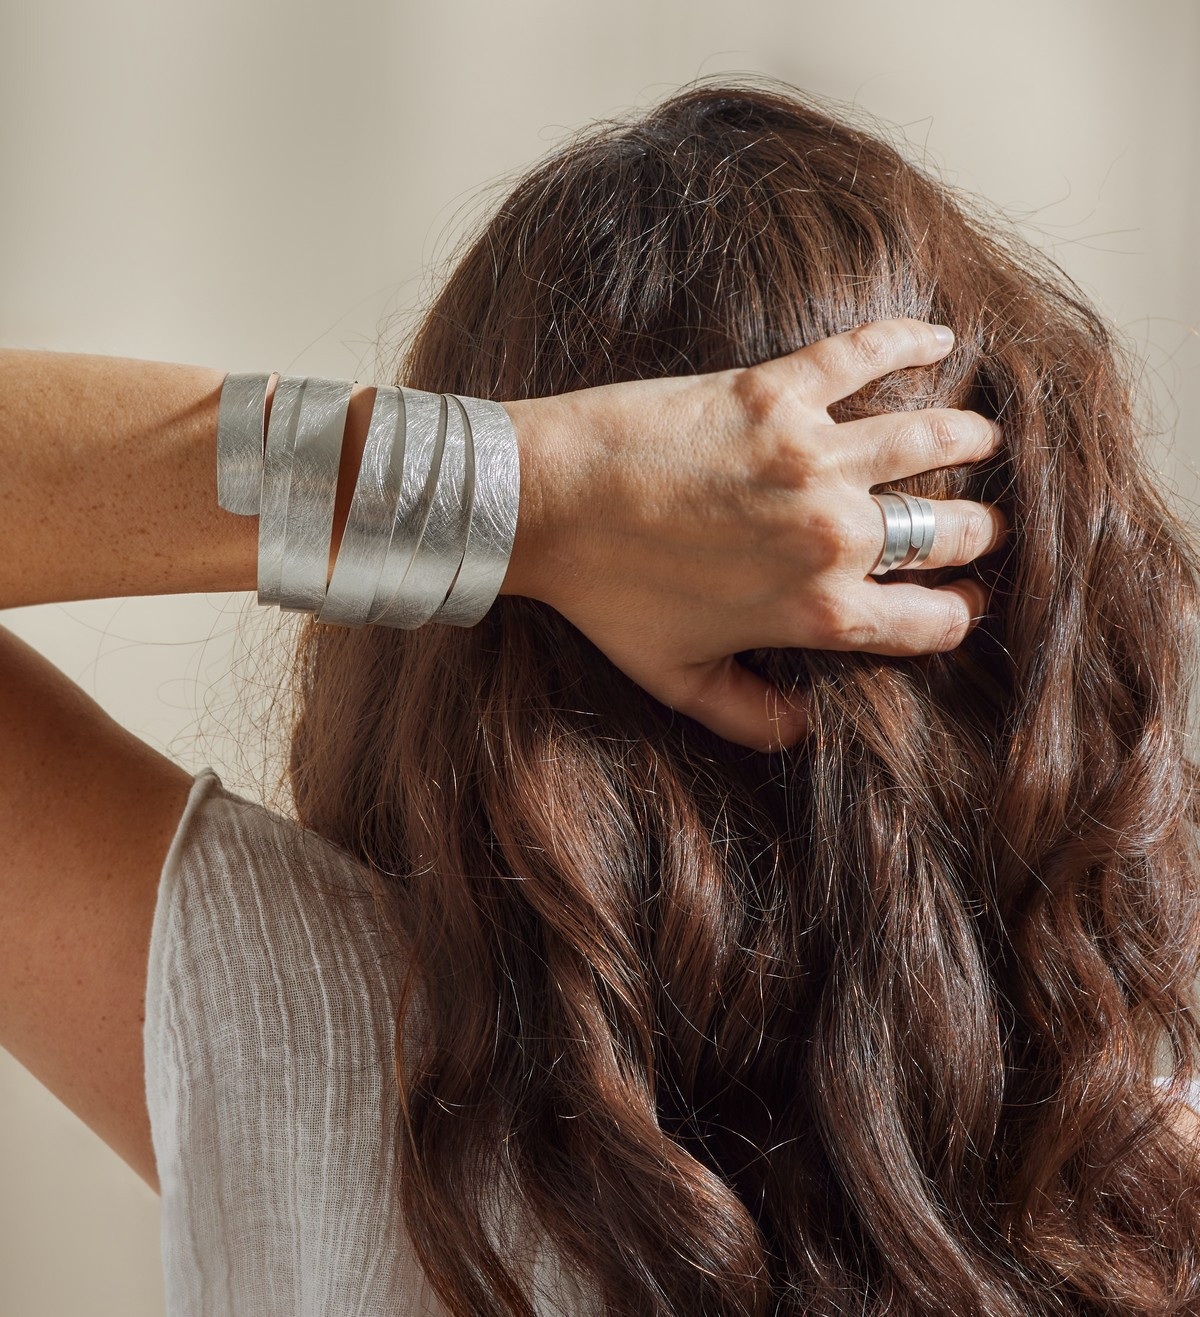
left=276, top=377, right=354, bottom=613
left=314, top=384, right=405, bottom=628
left=431, top=394, right=521, bottom=628
left=216, top=372, right=272, bottom=515
left=897, top=492, right=936, bottom=568
left=256, top=374, right=305, bottom=607
left=369, top=389, right=470, bottom=630
left=221, top=370, right=520, bottom=629
left=870, top=491, right=937, bottom=575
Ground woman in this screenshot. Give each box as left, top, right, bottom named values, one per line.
left=3, top=77, right=1199, bottom=1315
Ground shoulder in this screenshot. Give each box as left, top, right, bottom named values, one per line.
left=159, top=766, right=383, bottom=924
left=146, top=767, right=420, bottom=1200
left=148, top=772, right=438, bottom=1312
left=148, top=766, right=406, bottom=1047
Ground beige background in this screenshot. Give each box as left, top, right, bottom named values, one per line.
left=1, top=0, right=1198, bottom=1312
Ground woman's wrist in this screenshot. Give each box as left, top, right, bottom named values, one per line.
left=0, top=347, right=573, bottom=615
left=497, top=392, right=585, bottom=606
left=267, top=374, right=559, bottom=608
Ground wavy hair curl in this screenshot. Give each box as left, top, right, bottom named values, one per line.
left=278, top=77, right=1200, bottom=1314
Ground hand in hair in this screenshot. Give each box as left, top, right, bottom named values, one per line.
left=499, top=316, right=1008, bottom=754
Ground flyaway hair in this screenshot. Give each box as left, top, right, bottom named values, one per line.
left=269, top=76, right=1200, bottom=1314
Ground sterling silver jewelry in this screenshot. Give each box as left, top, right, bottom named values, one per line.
left=432, top=394, right=523, bottom=626
left=313, top=384, right=406, bottom=629
left=277, top=377, right=354, bottom=614
left=216, top=372, right=273, bottom=515
left=359, top=386, right=448, bottom=628
left=216, top=370, right=520, bottom=630
left=369, top=389, right=470, bottom=630
left=869, top=491, right=936, bottom=576
left=256, top=373, right=306, bottom=608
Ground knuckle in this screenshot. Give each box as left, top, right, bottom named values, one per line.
left=927, top=411, right=960, bottom=458
left=932, top=598, right=972, bottom=651
left=731, top=364, right=783, bottom=429
left=904, top=319, right=928, bottom=350
left=758, top=432, right=827, bottom=492
left=802, top=589, right=845, bottom=642
left=849, top=325, right=892, bottom=372
left=806, top=508, right=861, bottom=568
left=904, top=409, right=997, bottom=468
left=953, top=503, right=994, bottom=561
left=795, top=587, right=853, bottom=647
left=947, top=511, right=975, bottom=562
left=972, top=503, right=998, bottom=554
left=829, top=606, right=874, bottom=650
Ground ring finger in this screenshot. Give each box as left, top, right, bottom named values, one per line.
left=861, top=492, right=1009, bottom=574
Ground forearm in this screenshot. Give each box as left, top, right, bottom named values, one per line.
left=0, top=349, right=389, bottom=610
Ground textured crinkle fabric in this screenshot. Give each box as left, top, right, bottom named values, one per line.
left=143, top=766, right=447, bottom=1315
left=144, top=766, right=600, bottom=1317
left=143, top=767, right=1198, bottom=1316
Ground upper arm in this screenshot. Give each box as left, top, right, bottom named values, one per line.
left=0, top=621, right=195, bottom=1195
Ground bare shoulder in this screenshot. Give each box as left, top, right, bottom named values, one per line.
left=0, top=622, right=195, bottom=1195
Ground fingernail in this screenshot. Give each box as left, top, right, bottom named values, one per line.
left=931, top=324, right=955, bottom=350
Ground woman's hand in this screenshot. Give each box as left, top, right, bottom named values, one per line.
left=500, top=318, right=1008, bottom=754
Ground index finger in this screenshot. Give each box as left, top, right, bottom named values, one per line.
left=777, top=318, right=956, bottom=410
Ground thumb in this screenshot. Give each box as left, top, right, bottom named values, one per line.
left=661, top=655, right=810, bottom=753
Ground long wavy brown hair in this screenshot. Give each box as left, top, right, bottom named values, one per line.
left=272, top=77, right=1200, bottom=1314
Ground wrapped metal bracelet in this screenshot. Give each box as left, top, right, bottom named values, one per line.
left=215, top=371, right=520, bottom=629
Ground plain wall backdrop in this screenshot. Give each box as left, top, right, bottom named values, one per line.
left=1, top=1, right=1197, bottom=1311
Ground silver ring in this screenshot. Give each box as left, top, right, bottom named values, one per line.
left=870, top=492, right=937, bottom=576
left=896, top=492, right=935, bottom=568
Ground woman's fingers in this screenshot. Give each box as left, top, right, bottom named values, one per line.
left=646, top=655, right=812, bottom=755
left=771, top=316, right=957, bottom=409
left=640, top=569, right=991, bottom=753
left=838, top=406, right=1004, bottom=484
left=863, top=494, right=1010, bottom=573
left=790, top=492, right=1008, bottom=585
left=814, top=577, right=991, bottom=656
left=509, top=315, right=1014, bottom=754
